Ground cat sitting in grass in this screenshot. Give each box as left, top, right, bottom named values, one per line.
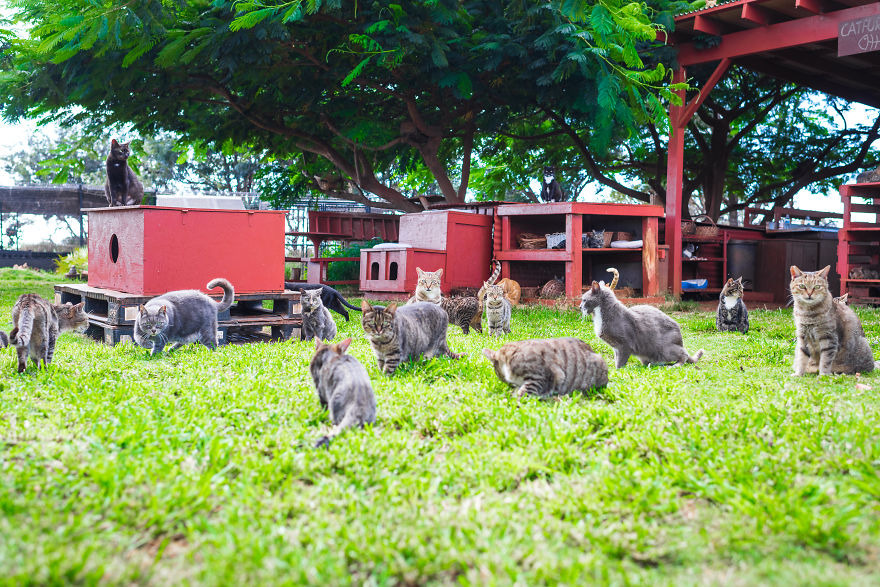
left=300, top=288, right=337, bottom=342
left=483, top=337, right=607, bottom=398
left=8, top=295, right=89, bottom=373
left=309, top=337, right=376, bottom=448
left=407, top=267, right=481, bottom=334
left=790, top=265, right=877, bottom=376
left=361, top=300, right=462, bottom=375
left=579, top=280, right=703, bottom=368
left=716, top=277, right=749, bottom=334
left=134, top=278, right=234, bottom=355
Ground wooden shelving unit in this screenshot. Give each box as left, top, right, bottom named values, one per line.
left=495, top=202, right=664, bottom=300
left=838, top=182, right=880, bottom=304
left=681, top=231, right=729, bottom=294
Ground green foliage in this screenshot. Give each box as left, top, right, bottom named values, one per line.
left=1, top=269, right=880, bottom=582
left=53, top=246, right=88, bottom=275
left=322, top=237, right=383, bottom=282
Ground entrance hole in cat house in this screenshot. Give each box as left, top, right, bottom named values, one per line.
left=389, top=262, right=398, bottom=281
left=109, top=234, right=119, bottom=263
left=371, top=262, right=380, bottom=280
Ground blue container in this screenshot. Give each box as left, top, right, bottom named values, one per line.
left=681, top=278, right=708, bottom=291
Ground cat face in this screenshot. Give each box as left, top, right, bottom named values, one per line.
left=361, top=300, right=396, bottom=342
left=415, top=267, right=442, bottom=302
left=56, top=301, right=89, bottom=333
left=579, top=281, right=609, bottom=315
left=790, top=265, right=831, bottom=306
left=301, top=289, right=323, bottom=312
left=109, top=139, right=131, bottom=160
left=721, top=277, right=744, bottom=298
left=137, top=304, right=169, bottom=336
left=484, top=282, right=505, bottom=305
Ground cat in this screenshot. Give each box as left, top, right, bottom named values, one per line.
left=9, top=295, right=89, bottom=373
left=848, top=266, right=880, bottom=280
left=682, top=243, right=697, bottom=259
left=580, top=280, right=704, bottom=368
left=716, top=277, right=749, bottom=334
left=361, top=300, right=462, bottom=375
left=300, top=288, right=338, bottom=342
left=856, top=164, right=880, bottom=184
left=477, top=260, right=522, bottom=307
left=309, top=337, right=377, bottom=448
left=483, top=337, right=608, bottom=398
left=484, top=282, right=512, bottom=336
left=285, top=282, right=360, bottom=321
left=539, top=165, right=564, bottom=202
left=104, top=139, right=145, bottom=207
left=834, top=292, right=849, bottom=305
left=134, top=278, right=234, bottom=355
left=790, top=265, right=877, bottom=375
left=584, top=229, right=606, bottom=249
left=407, top=267, right=481, bottom=334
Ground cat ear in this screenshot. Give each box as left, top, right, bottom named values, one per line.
left=314, top=336, right=323, bottom=349
left=138, top=304, right=147, bottom=314
left=74, top=302, right=85, bottom=311
left=727, top=278, right=733, bottom=285
left=111, top=139, right=119, bottom=146
left=337, top=338, right=352, bottom=353
left=386, top=302, right=398, bottom=314
left=482, top=348, right=496, bottom=361
left=436, top=268, right=443, bottom=278
left=818, top=265, right=831, bottom=278
left=159, top=305, right=167, bottom=315
left=591, top=281, right=600, bottom=293
left=361, top=299, right=372, bottom=311
left=416, top=267, right=424, bottom=276
left=122, top=141, right=131, bottom=148
left=790, top=265, right=802, bottom=278
left=736, top=277, right=743, bottom=284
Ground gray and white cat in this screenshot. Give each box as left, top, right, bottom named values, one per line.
left=361, top=300, right=462, bottom=375
left=580, top=280, right=703, bottom=367
left=407, top=267, right=481, bottom=334
left=309, top=337, right=377, bottom=448
left=483, top=282, right=511, bottom=336
left=483, top=337, right=608, bottom=398
left=134, top=278, right=234, bottom=354
left=9, top=295, right=89, bottom=372
left=790, top=265, right=877, bottom=375
left=716, top=277, right=749, bottom=334
left=300, top=288, right=338, bottom=342
left=104, top=139, right=144, bottom=206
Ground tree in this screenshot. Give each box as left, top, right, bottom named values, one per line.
left=0, top=0, right=689, bottom=211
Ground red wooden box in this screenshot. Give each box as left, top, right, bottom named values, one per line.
left=359, top=246, right=446, bottom=293
left=87, top=206, right=286, bottom=295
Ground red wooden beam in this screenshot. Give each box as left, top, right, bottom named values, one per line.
left=666, top=68, right=687, bottom=297
left=676, top=58, right=731, bottom=127
left=693, top=14, right=726, bottom=36
left=678, top=2, right=880, bottom=65
left=796, top=0, right=828, bottom=15
left=741, top=2, right=773, bottom=25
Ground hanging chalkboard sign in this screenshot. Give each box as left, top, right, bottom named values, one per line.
left=838, top=15, right=880, bottom=57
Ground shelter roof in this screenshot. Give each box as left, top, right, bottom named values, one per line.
left=0, top=185, right=106, bottom=215
left=673, top=0, right=880, bottom=108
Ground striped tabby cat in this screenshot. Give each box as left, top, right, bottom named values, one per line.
left=483, top=337, right=608, bottom=398
left=309, top=337, right=377, bottom=447
left=361, top=300, right=462, bottom=375
left=9, top=295, right=89, bottom=372
left=716, top=277, right=749, bottom=333
left=790, top=265, right=877, bottom=375
left=580, top=280, right=703, bottom=367
left=477, top=260, right=522, bottom=307
left=484, top=282, right=511, bottom=336
left=407, top=267, right=481, bottom=334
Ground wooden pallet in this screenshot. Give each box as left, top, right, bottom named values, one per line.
left=54, top=283, right=302, bottom=346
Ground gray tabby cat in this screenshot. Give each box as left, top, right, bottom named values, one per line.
left=9, top=295, right=89, bottom=373
left=483, top=338, right=608, bottom=398
left=134, top=278, right=234, bottom=355
left=300, top=288, right=338, bottom=342
left=361, top=300, right=462, bottom=375
left=310, top=337, right=377, bottom=448
left=716, top=277, right=749, bottom=333
left=580, top=280, right=704, bottom=367
left=790, top=265, right=877, bottom=375
left=407, top=267, right=481, bottom=333
left=104, top=139, right=145, bottom=206
left=484, top=282, right=511, bottom=336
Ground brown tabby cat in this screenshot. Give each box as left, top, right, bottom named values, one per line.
left=104, top=139, right=145, bottom=206
left=790, top=265, right=877, bottom=375
left=483, top=338, right=608, bottom=398
left=9, top=295, right=89, bottom=372
left=407, top=267, right=481, bottom=334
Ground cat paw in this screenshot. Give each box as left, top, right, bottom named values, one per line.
left=314, top=436, right=331, bottom=449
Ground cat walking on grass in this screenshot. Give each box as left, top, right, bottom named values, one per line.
left=9, top=295, right=89, bottom=373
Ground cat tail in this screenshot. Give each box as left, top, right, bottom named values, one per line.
left=207, top=278, right=235, bottom=313
left=486, top=260, right=501, bottom=285
left=338, top=296, right=361, bottom=312
left=13, top=305, right=34, bottom=347
left=687, top=349, right=705, bottom=364
left=314, top=410, right=360, bottom=448
left=0, top=331, right=7, bottom=348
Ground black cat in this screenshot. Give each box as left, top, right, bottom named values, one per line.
left=540, top=166, right=564, bottom=202
left=285, top=282, right=361, bottom=321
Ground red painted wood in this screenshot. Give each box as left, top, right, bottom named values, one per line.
left=676, top=59, right=731, bottom=127
left=497, top=202, right=664, bottom=217
left=694, top=14, right=725, bottom=36
left=666, top=68, right=687, bottom=297
left=838, top=182, right=880, bottom=303
left=643, top=217, right=659, bottom=296
left=741, top=2, right=772, bottom=25
left=677, top=2, right=880, bottom=65
left=88, top=206, right=285, bottom=295
left=565, top=213, right=583, bottom=298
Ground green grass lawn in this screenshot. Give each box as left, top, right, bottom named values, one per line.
left=1, top=267, right=879, bottom=585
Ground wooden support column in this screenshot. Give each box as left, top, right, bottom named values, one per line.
left=666, top=67, right=687, bottom=297
left=643, top=216, right=659, bottom=296
left=565, top=212, right=583, bottom=299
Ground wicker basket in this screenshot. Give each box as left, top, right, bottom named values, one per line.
left=517, top=232, right=547, bottom=249
left=682, top=214, right=718, bottom=238
left=613, top=231, right=634, bottom=242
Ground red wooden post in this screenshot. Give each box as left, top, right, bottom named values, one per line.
left=565, top=212, right=583, bottom=299
left=666, top=67, right=687, bottom=297
left=642, top=216, right=658, bottom=296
